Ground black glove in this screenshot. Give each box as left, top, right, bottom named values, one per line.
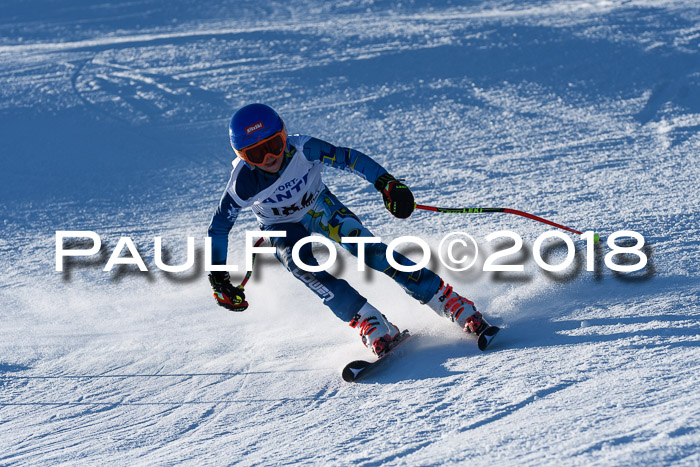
left=208, top=272, right=248, bottom=312
left=375, top=173, right=414, bottom=219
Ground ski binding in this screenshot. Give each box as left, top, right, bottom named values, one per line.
left=342, top=330, right=413, bottom=383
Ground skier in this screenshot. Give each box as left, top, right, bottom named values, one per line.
left=208, top=103, right=493, bottom=356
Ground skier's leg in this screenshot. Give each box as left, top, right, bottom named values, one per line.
left=351, top=301, right=400, bottom=356
left=423, top=279, right=491, bottom=335
left=263, top=222, right=400, bottom=355
left=302, top=190, right=489, bottom=335
left=302, top=189, right=440, bottom=302
left=263, top=222, right=365, bottom=322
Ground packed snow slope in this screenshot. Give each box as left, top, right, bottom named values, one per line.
left=1, top=0, right=699, bottom=464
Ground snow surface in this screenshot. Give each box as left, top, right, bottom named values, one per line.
left=1, top=0, right=699, bottom=464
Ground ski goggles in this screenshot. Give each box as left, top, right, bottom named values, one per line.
left=234, top=130, right=287, bottom=166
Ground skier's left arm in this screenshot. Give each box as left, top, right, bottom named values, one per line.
left=303, top=137, right=415, bottom=218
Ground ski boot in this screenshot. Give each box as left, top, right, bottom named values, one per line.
left=424, top=280, right=490, bottom=335
left=349, top=302, right=400, bottom=356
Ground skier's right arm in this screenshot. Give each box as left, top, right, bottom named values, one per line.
left=208, top=190, right=241, bottom=266
left=207, top=162, right=259, bottom=265
left=207, top=191, right=248, bottom=311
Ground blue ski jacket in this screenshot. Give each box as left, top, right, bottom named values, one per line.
left=207, top=135, right=388, bottom=265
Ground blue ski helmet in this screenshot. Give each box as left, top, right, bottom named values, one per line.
left=229, top=103, right=285, bottom=150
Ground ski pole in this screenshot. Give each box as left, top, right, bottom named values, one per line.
left=414, top=203, right=600, bottom=242
left=238, top=237, right=265, bottom=288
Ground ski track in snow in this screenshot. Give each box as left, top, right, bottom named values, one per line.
left=1, top=0, right=699, bottom=464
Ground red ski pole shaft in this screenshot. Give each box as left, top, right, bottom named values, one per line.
left=414, top=204, right=584, bottom=236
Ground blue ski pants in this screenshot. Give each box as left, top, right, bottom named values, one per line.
left=262, top=189, right=440, bottom=322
